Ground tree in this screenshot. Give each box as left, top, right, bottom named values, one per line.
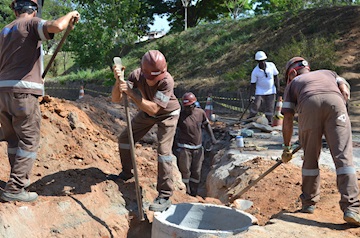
left=0, top=0, right=15, bottom=29
left=64, top=0, right=157, bottom=69
left=163, top=0, right=228, bottom=32
left=223, top=0, right=251, bottom=19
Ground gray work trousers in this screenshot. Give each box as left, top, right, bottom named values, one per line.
left=0, top=92, right=40, bottom=193
left=298, top=93, right=360, bottom=213
left=178, top=147, right=204, bottom=183
left=249, top=94, right=275, bottom=123
left=118, top=111, right=179, bottom=198
left=178, top=147, right=204, bottom=195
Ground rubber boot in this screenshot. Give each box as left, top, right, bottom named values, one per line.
left=189, top=181, right=199, bottom=197
left=184, top=182, right=191, bottom=195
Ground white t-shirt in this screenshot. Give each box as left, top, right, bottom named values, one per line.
left=251, top=62, right=279, bottom=95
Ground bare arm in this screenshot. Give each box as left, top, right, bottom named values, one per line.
left=205, top=123, right=217, bottom=144
left=111, top=65, right=123, bottom=103
left=250, top=83, right=256, bottom=97
left=114, top=79, right=161, bottom=116
left=126, top=91, right=161, bottom=116
left=45, top=11, right=80, bottom=33
left=274, top=75, right=280, bottom=94
left=339, top=83, right=350, bottom=101
left=111, top=79, right=123, bottom=103
left=282, top=112, right=294, bottom=146
left=112, top=65, right=161, bottom=116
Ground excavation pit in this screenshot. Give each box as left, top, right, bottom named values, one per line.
left=152, top=203, right=257, bottom=238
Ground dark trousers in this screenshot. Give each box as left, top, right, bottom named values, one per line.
left=299, top=93, right=360, bottom=213
left=249, top=94, right=275, bottom=123
left=178, top=147, right=204, bottom=195
left=0, top=93, right=40, bottom=193
left=118, top=111, right=179, bottom=198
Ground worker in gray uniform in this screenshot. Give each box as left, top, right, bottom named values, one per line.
left=281, top=56, right=360, bottom=226
left=112, top=50, right=180, bottom=212
left=0, top=0, right=79, bottom=202
left=176, top=92, right=216, bottom=196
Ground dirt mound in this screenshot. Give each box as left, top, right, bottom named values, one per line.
left=0, top=95, right=222, bottom=237
left=0, top=95, right=359, bottom=237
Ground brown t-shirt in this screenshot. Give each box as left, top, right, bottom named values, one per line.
left=128, top=68, right=180, bottom=116
left=0, top=17, right=54, bottom=95
left=177, top=107, right=209, bottom=146
left=282, top=70, right=345, bottom=114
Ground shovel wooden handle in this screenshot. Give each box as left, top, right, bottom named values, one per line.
left=113, top=58, right=145, bottom=221
left=229, top=145, right=301, bottom=203
left=42, top=18, right=76, bottom=79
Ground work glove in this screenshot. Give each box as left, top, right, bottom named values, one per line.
left=281, top=146, right=293, bottom=163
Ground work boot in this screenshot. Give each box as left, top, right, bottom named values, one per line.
left=300, top=205, right=316, bottom=214
left=189, top=181, right=199, bottom=197
left=184, top=182, right=191, bottom=195
left=149, top=197, right=171, bottom=212
left=107, top=171, right=133, bottom=181
left=24, top=179, right=31, bottom=188
left=344, top=210, right=360, bottom=226
left=1, top=189, right=38, bottom=202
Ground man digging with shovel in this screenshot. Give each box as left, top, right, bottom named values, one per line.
left=0, top=0, right=79, bottom=202
left=281, top=56, right=360, bottom=226
left=111, top=50, right=180, bottom=212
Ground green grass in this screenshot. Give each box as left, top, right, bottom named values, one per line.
left=50, top=6, right=356, bottom=91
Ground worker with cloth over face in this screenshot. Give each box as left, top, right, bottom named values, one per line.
left=0, top=0, right=79, bottom=202
left=281, top=56, right=360, bottom=226
left=111, top=50, right=180, bottom=212
left=248, top=51, right=280, bottom=124
left=176, top=92, right=216, bottom=196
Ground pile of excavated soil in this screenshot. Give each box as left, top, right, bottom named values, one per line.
left=0, top=95, right=359, bottom=237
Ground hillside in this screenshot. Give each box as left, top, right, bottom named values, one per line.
left=119, top=6, right=360, bottom=93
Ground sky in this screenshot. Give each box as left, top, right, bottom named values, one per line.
left=149, top=15, right=170, bottom=33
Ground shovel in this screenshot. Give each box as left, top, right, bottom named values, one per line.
left=229, top=145, right=302, bottom=203
left=113, top=57, right=145, bottom=221
left=239, top=97, right=254, bottom=122
left=42, top=17, right=77, bottom=79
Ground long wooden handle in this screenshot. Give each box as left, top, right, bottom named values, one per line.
left=116, top=61, right=145, bottom=221
left=124, top=96, right=145, bottom=221
left=42, top=19, right=74, bottom=79
left=229, top=145, right=301, bottom=203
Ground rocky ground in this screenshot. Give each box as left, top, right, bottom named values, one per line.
left=0, top=94, right=359, bottom=238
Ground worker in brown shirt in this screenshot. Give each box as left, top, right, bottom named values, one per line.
left=112, top=50, right=180, bottom=212
left=0, top=0, right=79, bottom=202
left=176, top=92, right=216, bottom=196
left=281, top=56, right=360, bottom=226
